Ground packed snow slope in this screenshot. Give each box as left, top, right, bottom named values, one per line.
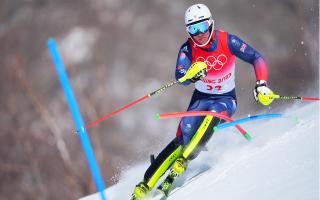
left=80, top=102, right=319, bottom=200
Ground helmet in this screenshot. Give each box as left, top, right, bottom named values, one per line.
left=185, top=4, right=214, bottom=47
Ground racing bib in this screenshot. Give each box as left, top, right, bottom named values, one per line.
left=189, top=30, right=236, bottom=94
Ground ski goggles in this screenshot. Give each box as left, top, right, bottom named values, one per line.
left=186, top=20, right=211, bottom=36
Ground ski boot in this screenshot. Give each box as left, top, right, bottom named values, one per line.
left=157, top=157, right=188, bottom=197
left=130, top=181, right=149, bottom=200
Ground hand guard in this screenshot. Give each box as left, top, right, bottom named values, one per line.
left=254, top=80, right=275, bottom=106
left=178, top=62, right=207, bottom=83
left=190, top=69, right=207, bottom=83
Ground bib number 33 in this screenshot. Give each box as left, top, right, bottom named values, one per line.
left=207, top=85, right=222, bottom=91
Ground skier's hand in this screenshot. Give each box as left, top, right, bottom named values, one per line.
left=254, top=80, right=275, bottom=106
left=190, top=69, right=207, bottom=83
left=178, top=62, right=207, bottom=83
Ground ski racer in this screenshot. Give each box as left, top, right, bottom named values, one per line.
left=130, top=3, right=274, bottom=200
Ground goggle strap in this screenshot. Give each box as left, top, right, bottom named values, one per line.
left=186, top=18, right=211, bottom=26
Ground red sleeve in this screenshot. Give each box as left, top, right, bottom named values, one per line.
left=253, top=57, right=268, bottom=81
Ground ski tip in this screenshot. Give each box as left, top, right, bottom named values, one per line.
left=155, top=113, right=161, bottom=120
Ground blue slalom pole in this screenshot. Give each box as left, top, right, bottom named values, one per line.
left=47, top=38, right=107, bottom=200
left=216, top=113, right=283, bottom=130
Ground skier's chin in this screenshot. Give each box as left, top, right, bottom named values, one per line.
left=194, top=39, right=209, bottom=46
left=193, top=36, right=210, bottom=46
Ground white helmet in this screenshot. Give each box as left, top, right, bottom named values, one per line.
left=185, top=4, right=214, bottom=47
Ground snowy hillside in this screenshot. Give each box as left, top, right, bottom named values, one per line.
left=80, top=102, right=319, bottom=200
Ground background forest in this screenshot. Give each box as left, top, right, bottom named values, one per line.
left=0, top=0, right=319, bottom=199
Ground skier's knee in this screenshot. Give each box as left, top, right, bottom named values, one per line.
left=209, top=98, right=237, bottom=117
left=179, top=123, right=195, bottom=145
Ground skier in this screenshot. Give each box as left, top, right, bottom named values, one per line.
left=130, top=3, right=274, bottom=200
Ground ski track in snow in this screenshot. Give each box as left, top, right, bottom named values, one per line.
left=80, top=102, right=319, bottom=200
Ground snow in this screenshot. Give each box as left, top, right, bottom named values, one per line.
left=80, top=102, right=319, bottom=200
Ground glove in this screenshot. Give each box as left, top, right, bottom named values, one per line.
left=178, top=61, right=207, bottom=83
left=190, top=69, right=207, bottom=83
left=254, top=80, right=275, bottom=106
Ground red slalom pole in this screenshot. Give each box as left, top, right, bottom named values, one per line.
left=85, top=95, right=149, bottom=129
left=84, top=62, right=208, bottom=129
left=84, top=81, right=178, bottom=129
left=156, top=111, right=252, bottom=141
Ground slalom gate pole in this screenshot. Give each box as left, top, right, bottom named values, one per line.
left=156, top=111, right=252, bottom=141
left=215, top=113, right=282, bottom=130
left=84, top=61, right=207, bottom=129
left=84, top=81, right=179, bottom=129
left=48, top=38, right=107, bottom=200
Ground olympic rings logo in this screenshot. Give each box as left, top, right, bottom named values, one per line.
left=196, top=54, right=228, bottom=71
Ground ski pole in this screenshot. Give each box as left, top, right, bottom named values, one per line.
left=269, top=93, right=320, bottom=101
left=84, top=61, right=208, bottom=129
left=274, top=95, right=319, bottom=101
left=84, top=81, right=179, bottom=129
